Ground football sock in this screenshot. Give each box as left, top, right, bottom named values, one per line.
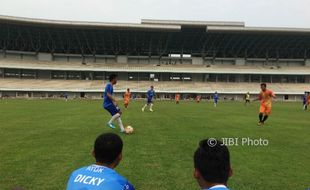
left=262, top=115, right=268, bottom=122
left=150, top=103, right=153, bottom=110
left=117, top=117, right=125, bottom=131
left=142, top=104, right=147, bottom=110
left=259, top=113, right=263, bottom=122
left=109, top=113, right=120, bottom=124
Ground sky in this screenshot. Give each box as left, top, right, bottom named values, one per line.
left=0, top=0, right=310, bottom=28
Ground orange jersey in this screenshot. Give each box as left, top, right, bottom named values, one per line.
left=307, top=95, right=310, bottom=104
left=196, top=96, right=201, bottom=101
left=259, top=89, right=275, bottom=107
left=175, top=94, right=180, bottom=101
left=124, top=92, right=131, bottom=103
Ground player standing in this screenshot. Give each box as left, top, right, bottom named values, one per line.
left=306, top=92, right=310, bottom=110
left=214, top=91, right=219, bottom=107
left=124, top=88, right=131, bottom=108
left=142, top=86, right=155, bottom=112
left=175, top=93, right=180, bottom=104
left=103, top=74, right=125, bottom=133
left=302, top=92, right=308, bottom=110
left=245, top=92, right=250, bottom=105
left=254, top=83, right=276, bottom=126
left=196, top=95, right=201, bottom=103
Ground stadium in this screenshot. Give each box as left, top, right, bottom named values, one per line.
left=0, top=15, right=310, bottom=100
left=1, top=14, right=310, bottom=190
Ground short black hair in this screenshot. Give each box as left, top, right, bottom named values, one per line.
left=194, top=139, right=230, bottom=184
left=109, top=74, right=117, bottom=82
left=260, top=83, right=267, bottom=87
left=94, top=133, right=123, bottom=165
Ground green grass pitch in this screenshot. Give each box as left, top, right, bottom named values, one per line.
left=0, top=99, right=309, bottom=190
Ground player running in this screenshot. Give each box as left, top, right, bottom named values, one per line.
left=254, top=83, right=276, bottom=126
left=244, top=92, right=250, bottom=105
left=214, top=91, right=219, bottom=107
left=103, top=74, right=125, bottom=133
left=124, top=88, right=131, bottom=108
left=142, top=86, right=155, bottom=112
left=175, top=93, right=180, bottom=104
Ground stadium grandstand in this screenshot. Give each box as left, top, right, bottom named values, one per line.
left=0, top=15, right=310, bottom=100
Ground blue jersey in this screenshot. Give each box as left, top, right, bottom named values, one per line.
left=204, top=185, right=230, bottom=190
left=214, top=94, right=219, bottom=100
left=66, top=164, right=135, bottom=190
left=147, top=89, right=155, bottom=100
left=104, top=83, right=113, bottom=108
left=303, top=95, right=307, bottom=104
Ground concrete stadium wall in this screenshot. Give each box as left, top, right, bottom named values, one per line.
left=0, top=90, right=305, bottom=102
left=0, top=50, right=310, bottom=67
left=1, top=67, right=309, bottom=84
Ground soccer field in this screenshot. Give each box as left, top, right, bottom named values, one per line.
left=0, top=99, right=309, bottom=190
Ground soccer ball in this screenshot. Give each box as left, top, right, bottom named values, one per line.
left=125, top=126, right=134, bottom=134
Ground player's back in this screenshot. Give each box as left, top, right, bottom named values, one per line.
left=209, top=187, right=230, bottom=190
left=103, top=83, right=113, bottom=107
left=66, top=164, right=134, bottom=190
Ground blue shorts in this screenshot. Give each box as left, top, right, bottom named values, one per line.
left=147, top=99, right=153, bottom=104
left=214, top=99, right=218, bottom=103
left=104, top=104, right=120, bottom=116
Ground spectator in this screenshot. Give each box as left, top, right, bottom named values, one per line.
left=66, top=133, right=135, bottom=190
left=194, top=139, right=232, bottom=190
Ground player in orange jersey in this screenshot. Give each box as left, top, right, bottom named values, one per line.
left=196, top=95, right=201, bottom=103
left=307, top=92, right=310, bottom=108
left=175, top=93, right=180, bottom=104
left=123, top=88, right=131, bottom=108
left=254, top=83, right=276, bottom=126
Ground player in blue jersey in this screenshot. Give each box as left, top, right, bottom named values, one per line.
left=214, top=91, right=219, bottom=107
left=66, top=133, right=135, bottom=190
left=142, top=86, right=155, bottom=112
left=194, top=138, right=232, bottom=190
left=303, top=91, right=308, bottom=110
left=103, top=74, right=125, bottom=133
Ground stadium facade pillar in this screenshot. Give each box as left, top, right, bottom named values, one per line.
left=305, top=59, right=310, bottom=67
left=192, top=57, right=203, bottom=65
left=37, top=53, right=53, bottom=61
left=235, top=58, right=246, bottom=66
left=305, top=76, right=310, bottom=83
left=116, top=55, right=128, bottom=64
left=0, top=68, right=3, bottom=78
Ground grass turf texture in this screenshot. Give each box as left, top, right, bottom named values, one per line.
left=0, top=99, right=309, bottom=190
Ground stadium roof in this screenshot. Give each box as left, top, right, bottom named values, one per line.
left=1, top=15, right=310, bottom=58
